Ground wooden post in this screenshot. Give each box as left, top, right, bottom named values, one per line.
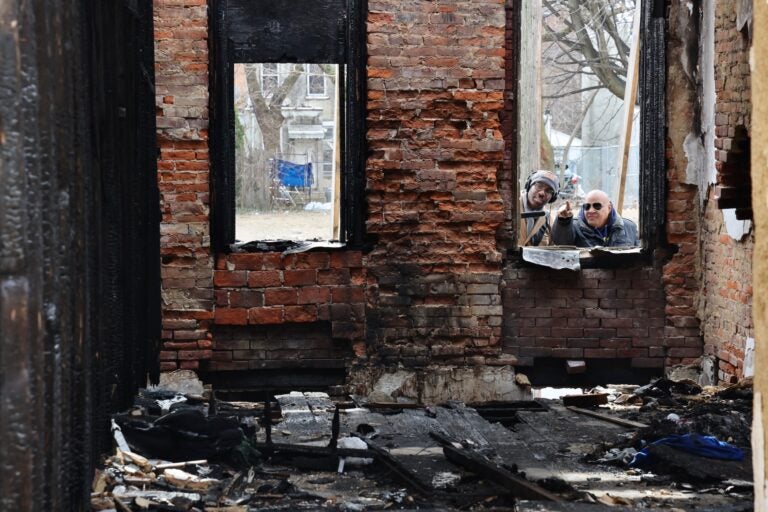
left=518, top=0, right=542, bottom=184
left=615, top=0, right=642, bottom=214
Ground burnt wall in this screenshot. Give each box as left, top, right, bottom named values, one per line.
left=698, top=2, right=753, bottom=382
left=0, top=1, right=159, bottom=509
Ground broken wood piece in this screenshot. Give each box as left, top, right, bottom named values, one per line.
left=154, top=459, right=207, bottom=470
left=113, top=496, right=132, bottom=512
left=565, top=406, right=648, bottom=429
left=163, top=468, right=219, bottom=491
left=111, top=488, right=202, bottom=502
left=123, top=476, right=154, bottom=486
left=122, top=450, right=152, bottom=472
left=111, top=419, right=131, bottom=453
left=561, top=393, right=608, bottom=408
left=441, top=444, right=562, bottom=502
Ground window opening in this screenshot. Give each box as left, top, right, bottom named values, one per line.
left=517, top=0, right=644, bottom=250
left=234, top=63, right=340, bottom=242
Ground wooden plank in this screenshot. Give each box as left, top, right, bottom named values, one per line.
left=442, top=444, right=563, bottom=502
left=565, top=406, right=648, bottom=429
left=561, top=393, right=608, bottom=408
left=615, top=0, right=642, bottom=214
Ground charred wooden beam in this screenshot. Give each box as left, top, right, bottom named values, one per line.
left=565, top=406, right=648, bottom=429
left=441, top=444, right=563, bottom=502
left=358, top=439, right=433, bottom=496
left=252, top=441, right=370, bottom=459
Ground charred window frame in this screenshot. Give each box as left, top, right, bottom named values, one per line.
left=510, top=0, right=666, bottom=255
left=209, top=0, right=366, bottom=252
left=638, top=0, right=666, bottom=247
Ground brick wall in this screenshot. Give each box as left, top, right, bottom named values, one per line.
left=153, top=0, right=752, bottom=385
left=155, top=0, right=214, bottom=371
left=210, top=251, right=366, bottom=370
left=502, top=268, right=668, bottom=368
left=364, top=0, right=508, bottom=365
left=697, top=3, right=753, bottom=382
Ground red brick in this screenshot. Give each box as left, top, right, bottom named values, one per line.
left=668, top=347, right=703, bottom=358
left=164, top=341, right=199, bottom=350
left=584, top=348, right=617, bottom=358
left=298, top=287, right=332, bottom=304
left=247, top=270, right=282, bottom=288
left=159, top=351, right=177, bottom=360
left=617, top=348, right=648, bottom=358
left=284, top=269, right=317, bottom=286
left=229, top=290, right=264, bottom=308
left=214, top=308, right=248, bottom=325
left=230, top=253, right=265, bottom=270
left=160, top=362, right=179, bottom=371
left=264, top=288, right=298, bottom=305
left=178, top=349, right=212, bottom=360
left=293, top=252, right=330, bottom=269
left=214, top=290, right=229, bottom=306
left=214, top=270, right=247, bottom=287
left=284, top=305, right=318, bottom=322
left=330, top=251, right=363, bottom=268
left=317, top=268, right=351, bottom=285
left=330, top=287, right=365, bottom=303
left=248, top=307, right=284, bottom=324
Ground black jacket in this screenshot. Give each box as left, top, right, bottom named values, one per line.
left=551, top=213, right=639, bottom=247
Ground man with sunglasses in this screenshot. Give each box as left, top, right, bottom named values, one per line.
left=551, top=189, right=639, bottom=247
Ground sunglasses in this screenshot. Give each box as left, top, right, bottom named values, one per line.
left=582, top=202, right=604, bottom=211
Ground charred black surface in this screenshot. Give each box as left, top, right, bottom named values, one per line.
left=639, top=0, right=667, bottom=246
left=0, top=1, right=159, bottom=509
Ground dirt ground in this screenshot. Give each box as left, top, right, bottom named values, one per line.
left=235, top=203, right=640, bottom=244
left=236, top=210, right=334, bottom=242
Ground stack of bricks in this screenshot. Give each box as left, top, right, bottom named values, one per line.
left=211, top=251, right=366, bottom=368
left=364, top=0, right=507, bottom=363
left=155, top=0, right=214, bottom=371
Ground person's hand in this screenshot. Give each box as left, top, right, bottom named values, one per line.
left=558, top=201, right=573, bottom=219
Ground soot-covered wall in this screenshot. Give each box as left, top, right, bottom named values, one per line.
left=0, top=1, right=159, bottom=509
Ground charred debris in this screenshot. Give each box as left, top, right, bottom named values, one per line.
left=92, top=371, right=754, bottom=511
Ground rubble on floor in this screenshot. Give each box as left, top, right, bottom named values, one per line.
left=92, top=376, right=755, bottom=511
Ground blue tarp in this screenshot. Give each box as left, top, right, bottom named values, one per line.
left=276, top=160, right=313, bottom=188
left=629, top=434, right=744, bottom=468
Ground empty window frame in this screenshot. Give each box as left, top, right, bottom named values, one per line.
left=210, top=0, right=365, bottom=250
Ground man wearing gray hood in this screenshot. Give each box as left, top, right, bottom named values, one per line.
left=519, top=170, right=560, bottom=246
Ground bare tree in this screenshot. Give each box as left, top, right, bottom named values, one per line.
left=239, top=64, right=303, bottom=210
left=542, top=0, right=634, bottom=101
